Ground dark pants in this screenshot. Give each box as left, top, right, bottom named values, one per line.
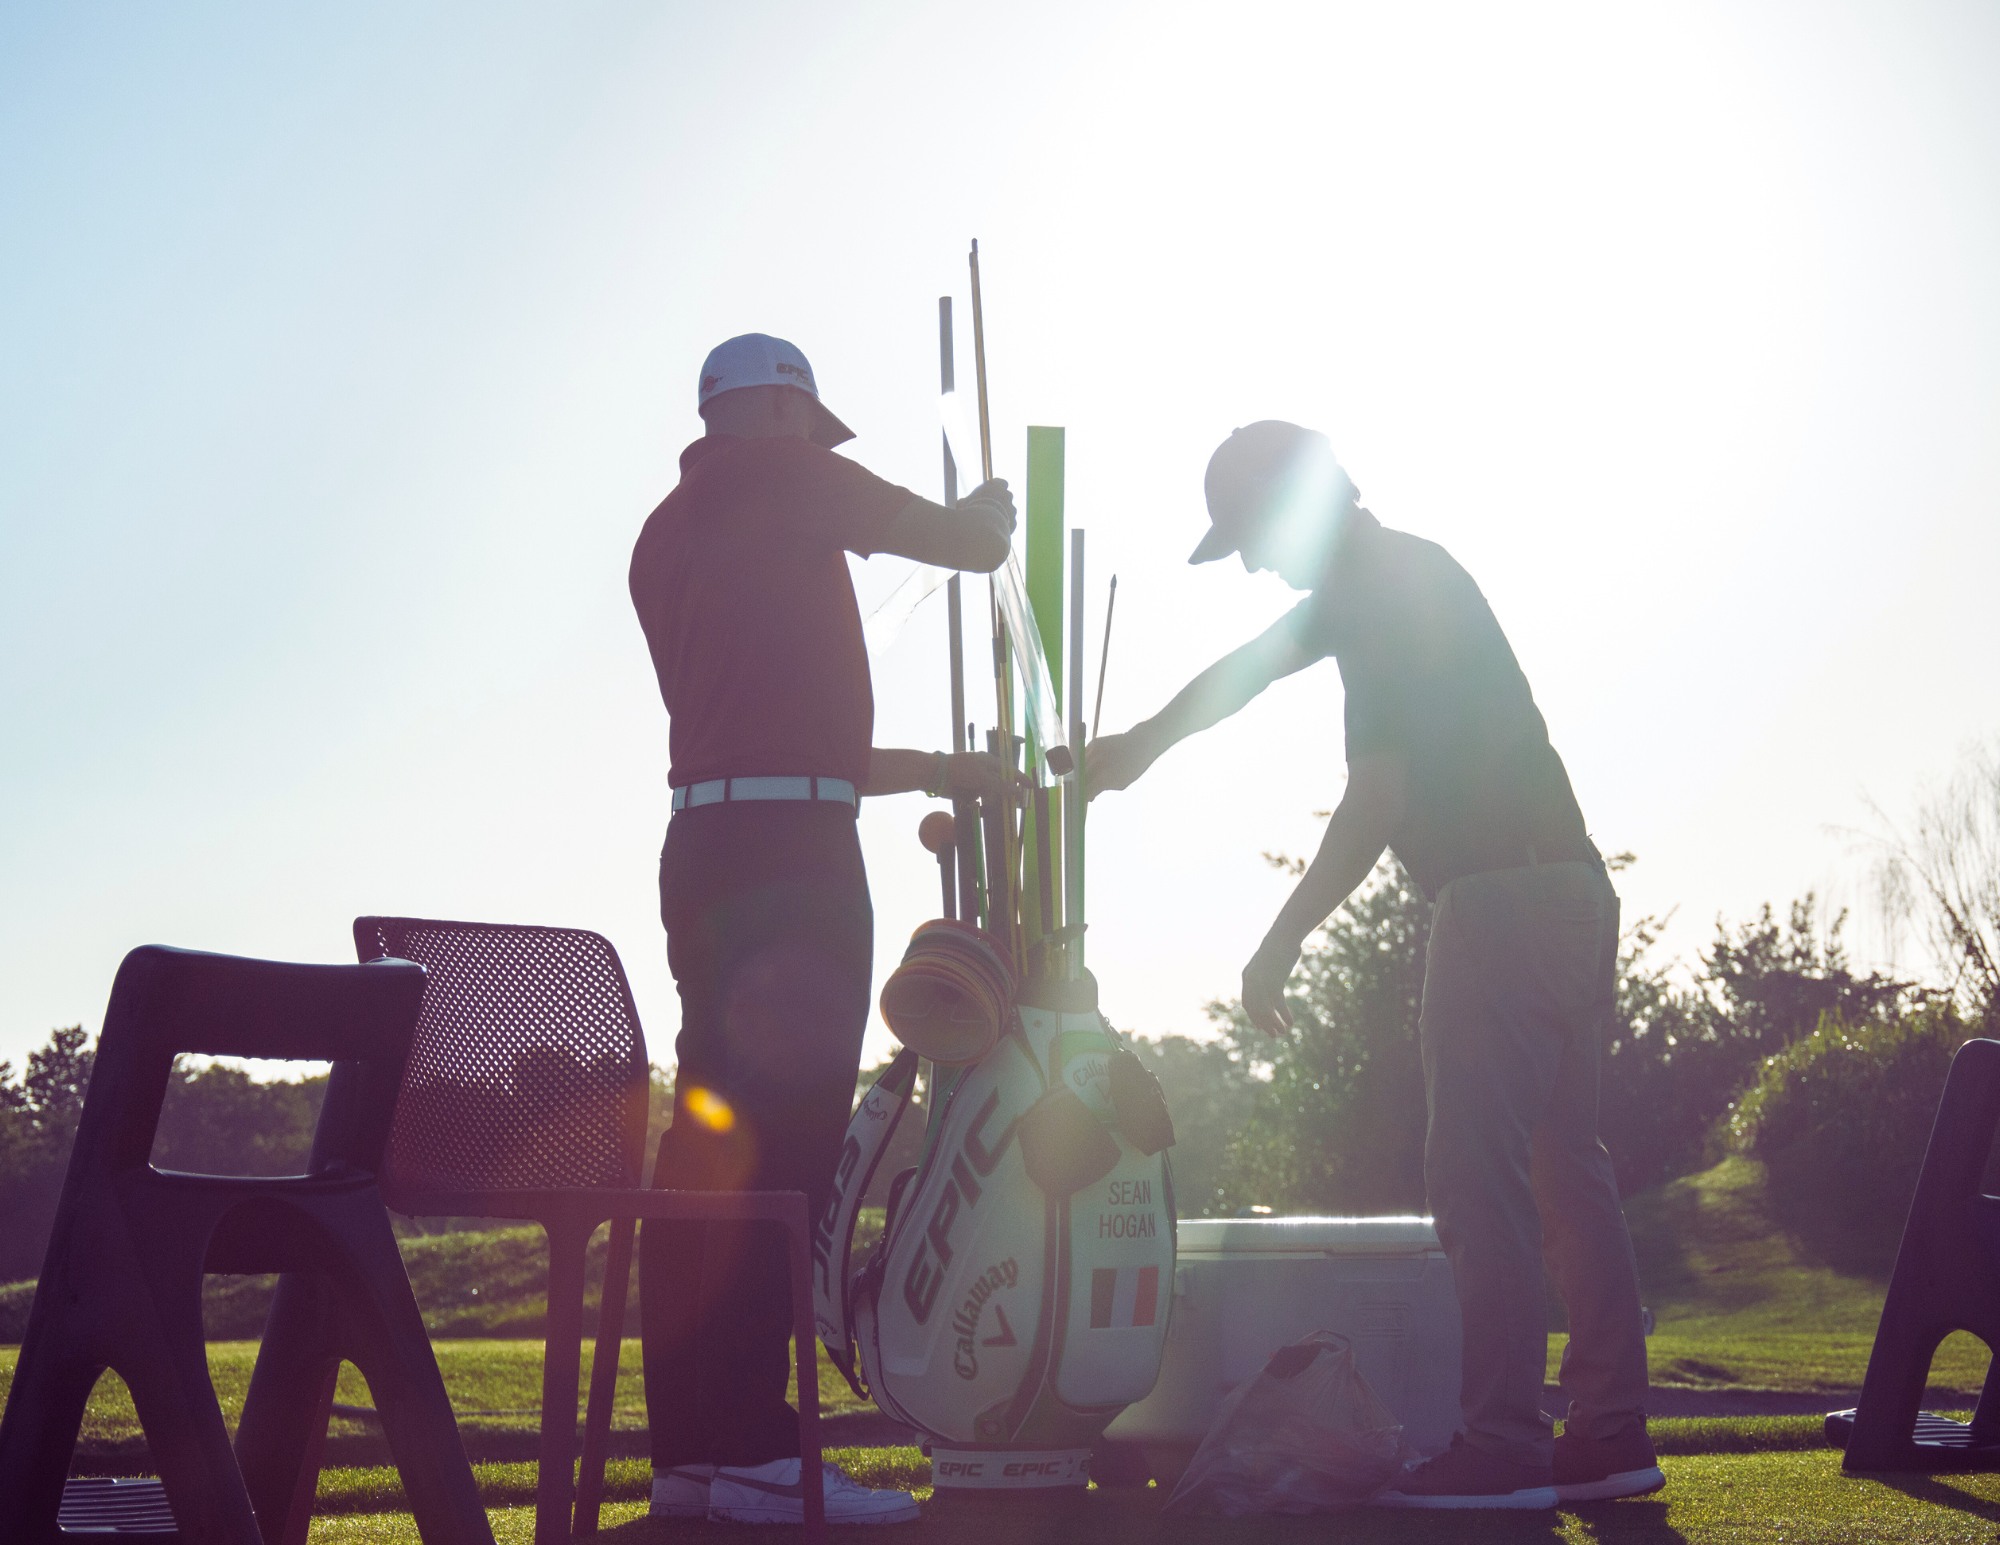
left=640, top=801, right=873, bottom=1468
left=1420, top=860, right=1650, bottom=1467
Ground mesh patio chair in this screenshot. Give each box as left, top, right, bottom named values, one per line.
left=350, top=916, right=826, bottom=1544
left=0, top=944, right=492, bottom=1545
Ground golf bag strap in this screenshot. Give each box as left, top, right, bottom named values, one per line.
left=814, top=1047, right=919, bottom=1396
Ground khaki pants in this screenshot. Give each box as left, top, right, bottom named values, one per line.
left=1420, top=860, right=1649, bottom=1467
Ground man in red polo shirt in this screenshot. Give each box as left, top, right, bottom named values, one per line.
left=630, top=333, right=1015, bottom=1525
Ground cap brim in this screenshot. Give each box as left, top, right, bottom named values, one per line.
left=1188, top=521, right=1240, bottom=565
left=809, top=399, right=855, bottom=449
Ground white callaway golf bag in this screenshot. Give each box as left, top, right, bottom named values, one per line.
left=813, top=975, right=1177, bottom=1496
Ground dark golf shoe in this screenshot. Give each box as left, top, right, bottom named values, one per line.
left=1371, top=1433, right=1558, bottom=1510
left=1553, top=1424, right=1666, bottom=1502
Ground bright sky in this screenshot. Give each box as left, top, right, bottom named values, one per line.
left=5, top=1, right=1997, bottom=1073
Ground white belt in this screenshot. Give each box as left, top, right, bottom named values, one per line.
left=671, top=776, right=858, bottom=812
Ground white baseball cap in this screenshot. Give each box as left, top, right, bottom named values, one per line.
left=697, top=332, right=855, bottom=448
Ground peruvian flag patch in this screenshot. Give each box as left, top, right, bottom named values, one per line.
left=1088, top=1265, right=1160, bottom=1329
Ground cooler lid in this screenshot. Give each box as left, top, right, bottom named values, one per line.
left=1179, top=1216, right=1440, bottom=1254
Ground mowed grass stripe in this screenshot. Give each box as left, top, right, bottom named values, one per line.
left=0, top=1336, right=873, bottom=1454
left=314, top=1446, right=927, bottom=1515
left=303, top=1415, right=1976, bottom=1519
left=307, top=1429, right=1819, bottom=1515
left=304, top=1452, right=2000, bottom=1543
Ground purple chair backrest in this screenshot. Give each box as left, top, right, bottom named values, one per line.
left=354, top=918, right=650, bottom=1199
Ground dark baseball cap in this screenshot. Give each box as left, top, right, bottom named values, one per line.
left=1190, top=421, right=1359, bottom=564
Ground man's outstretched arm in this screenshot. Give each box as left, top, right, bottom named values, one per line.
left=875, top=479, right=1016, bottom=571
left=1239, top=750, right=1408, bottom=1036
left=1084, top=613, right=1318, bottom=799
left=862, top=748, right=1017, bottom=800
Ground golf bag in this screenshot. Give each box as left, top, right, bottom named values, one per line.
left=813, top=977, right=1177, bottom=1493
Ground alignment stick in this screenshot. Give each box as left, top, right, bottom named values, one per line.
left=1091, top=575, right=1117, bottom=742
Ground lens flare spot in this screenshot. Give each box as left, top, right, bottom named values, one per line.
left=684, top=1086, right=736, bottom=1133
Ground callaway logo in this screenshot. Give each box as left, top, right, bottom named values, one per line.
left=700, top=373, right=722, bottom=396
left=950, top=1258, right=1020, bottom=1380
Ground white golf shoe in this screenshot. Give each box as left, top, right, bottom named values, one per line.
left=649, top=1463, right=714, bottom=1518
left=708, top=1457, right=920, bottom=1525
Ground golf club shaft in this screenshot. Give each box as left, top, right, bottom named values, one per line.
left=969, top=240, right=994, bottom=483
left=939, top=295, right=980, bottom=923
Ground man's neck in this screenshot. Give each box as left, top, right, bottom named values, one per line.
left=1306, top=505, right=1380, bottom=593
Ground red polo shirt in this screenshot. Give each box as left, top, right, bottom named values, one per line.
left=630, top=434, right=914, bottom=790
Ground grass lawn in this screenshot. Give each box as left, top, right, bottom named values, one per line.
left=0, top=1337, right=872, bottom=1462
left=0, top=1207, right=897, bottom=1343
left=7, top=1157, right=1988, bottom=1452
left=7, top=1156, right=1996, bottom=1539
left=298, top=1450, right=2000, bottom=1543
left=11, top=1155, right=1979, bottom=1460
left=292, top=1416, right=1917, bottom=1520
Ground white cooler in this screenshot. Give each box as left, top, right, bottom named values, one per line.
left=1102, top=1216, right=1462, bottom=1483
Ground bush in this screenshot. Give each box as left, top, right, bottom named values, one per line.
left=1209, top=854, right=1431, bottom=1217
left=1600, top=898, right=1912, bottom=1198
left=1725, top=1007, right=1972, bottom=1273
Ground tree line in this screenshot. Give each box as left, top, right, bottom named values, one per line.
left=1134, top=855, right=1924, bottom=1220
left=0, top=1034, right=681, bottom=1287
left=1134, top=741, right=2000, bottom=1239
left=7, top=745, right=1996, bottom=1290
left=0, top=1037, right=331, bottom=1283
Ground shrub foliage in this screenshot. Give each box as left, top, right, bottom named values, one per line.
left=1128, top=851, right=1926, bottom=1221
left=1725, top=1007, right=1973, bottom=1271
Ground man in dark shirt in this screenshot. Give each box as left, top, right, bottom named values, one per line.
left=1088, top=421, right=1658, bottom=1510
left=630, top=333, right=1016, bottom=1525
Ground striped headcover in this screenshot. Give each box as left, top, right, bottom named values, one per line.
left=878, top=919, right=1017, bottom=1065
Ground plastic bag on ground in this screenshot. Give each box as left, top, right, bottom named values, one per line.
left=1165, top=1330, right=1407, bottom=1515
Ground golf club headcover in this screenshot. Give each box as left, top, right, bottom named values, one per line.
left=879, top=919, right=1015, bottom=1065
left=1019, top=1083, right=1121, bottom=1198
left=1108, top=1047, right=1177, bottom=1156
